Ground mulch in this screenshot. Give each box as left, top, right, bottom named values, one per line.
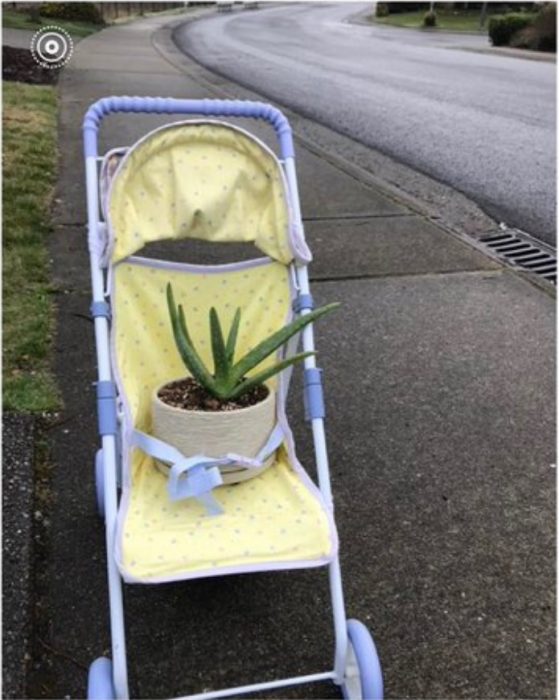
left=3, top=46, right=60, bottom=85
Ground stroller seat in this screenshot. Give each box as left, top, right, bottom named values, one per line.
left=119, top=447, right=334, bottom=583
left=112, top=256, right=337, bottom=583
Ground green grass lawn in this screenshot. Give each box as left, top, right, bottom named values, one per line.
left=2, top=8, right=102, bottom=37
left=3, top=82, right=61, bottom=412
left=373, top=9, right=489, bottom=32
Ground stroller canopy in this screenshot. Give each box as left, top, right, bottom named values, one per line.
left=107, top=120, right=310, bottom=265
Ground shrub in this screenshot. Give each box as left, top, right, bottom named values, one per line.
left=488, top=13, right=533, bottom=46
left=423, top=10, right=437, bottom=26
left=490, top=5, right=554, bottom=51
left=386, top=2, right=427, bottom=14
left=25, top=6, right=42, bottom=23
left=510, top=24, right=538, bottom=49
left=376, top=3, right=390, bottom=18
left=39, top=2, right=104, bottom=25
left=532, top=2, right=556, bottom=51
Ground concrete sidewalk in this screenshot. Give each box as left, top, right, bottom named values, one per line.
left=2, top=28, right=36, bottom=49
left=30, top=9, right=555, bottom=699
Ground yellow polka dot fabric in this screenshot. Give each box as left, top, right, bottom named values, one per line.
left=112, top=258, right=336, bottom=582
left=108, top=121, right=294, bottom=265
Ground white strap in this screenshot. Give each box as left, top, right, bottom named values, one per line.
left=130, top=422, right=284, bottom=515
left=131, top=422, right=283, bottom=471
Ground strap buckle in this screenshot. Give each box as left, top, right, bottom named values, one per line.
left=131, top=423, right=284, bottom=516
left=168, top=460, right=225, bottom=516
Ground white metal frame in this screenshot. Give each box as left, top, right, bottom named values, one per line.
left=84, top=102, right=349, bottom=700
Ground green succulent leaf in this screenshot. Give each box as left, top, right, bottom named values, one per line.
left=167, top=283, right=192, bottom=346
left=209, top=307, right=229, bottom=382
left=165, top=283, right=340, bottom=403
left=166, top=283, right=216, bottom=393
left=176, top=305, right=216, bottom=392
left=227, top=352, right=315, bottom=400
left=225, top=308, right=241, bottom=365
left=229, top=303, right=339, bottom=386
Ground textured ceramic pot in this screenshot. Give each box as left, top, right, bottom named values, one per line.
left=152, top=380, right=276, bottom=484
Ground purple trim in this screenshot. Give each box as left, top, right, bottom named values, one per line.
left=109, top=257, right=338, bottom=584
left=83, top=97, right=295, bottom=159
left=96, top=381, right=118, bottom=436
left=119, top=551, right=333, bottom=585
left=126, top=254, right=273, bottom=275
left=90, top=300, right=111, bottom=320
left=304, top=368, right=325, bottom=421
left=104, top=118, right=308, bottom=265
left=293, top=293, right=314, bottom=313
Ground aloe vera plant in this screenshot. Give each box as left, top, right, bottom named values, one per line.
left=166, top=283, right=338, bottom=401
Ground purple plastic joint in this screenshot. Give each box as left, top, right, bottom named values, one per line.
left=293, top=293, right=314, bottom=313
left=96, top=380, right=118, bottom=436
left=83, top=96, right=294, bottom=159
left=304, top=368, right=325, bottom=421
left=90, top=301, right=111, bottom=320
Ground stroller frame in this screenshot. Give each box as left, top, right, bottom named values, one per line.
left=83, top=97, right=382, bottom=700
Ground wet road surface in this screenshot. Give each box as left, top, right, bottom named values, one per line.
left=175, top=2, right=556, bottom=245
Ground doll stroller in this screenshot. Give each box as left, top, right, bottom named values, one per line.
left=83, top=96, right=383, bottom=700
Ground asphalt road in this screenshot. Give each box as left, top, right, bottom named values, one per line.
left=175, top=3, right=556, bottom=245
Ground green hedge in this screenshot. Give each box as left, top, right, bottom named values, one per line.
left=532, top=3, right=556, bottom=52
left=376, top=3, right=389, bottom=18
left=39, top=3, right=104, bottom=25
left=488, top=13, right=533, bottom=46
left=386, top=2, right=427, bottom=14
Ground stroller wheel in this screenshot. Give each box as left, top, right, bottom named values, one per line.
left=341, top=619, right=383, bottom=700
left=95, top=449, right=104, bottom=518
left=87, top=657, right=115, bottom=699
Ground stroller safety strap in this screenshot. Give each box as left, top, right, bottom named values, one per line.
left=131, top=423, right=285, bottom=516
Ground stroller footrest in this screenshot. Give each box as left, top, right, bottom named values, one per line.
left=304, top=368, right=325, bottom=421
left=97, top=381, right=118, bottom=436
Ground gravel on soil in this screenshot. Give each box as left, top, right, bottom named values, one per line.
left=3, top=46, right=60, bottom=84
left=2, top=413, right=36, bottom=699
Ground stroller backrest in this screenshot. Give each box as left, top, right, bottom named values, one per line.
left=111, top=257, right=292, bottom=435
left=104, top=120, right=310, bottom=266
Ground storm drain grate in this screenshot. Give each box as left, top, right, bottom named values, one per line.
left=479, top=232, right=556, bottom=285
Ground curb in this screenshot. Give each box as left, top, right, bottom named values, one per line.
left=461, top=45, right=556, bottom=62
left=346, top=13, right=556, bottom=62
left=152, top=16, right=554, bottom=293
left=358, top=18, right=487, bottom=36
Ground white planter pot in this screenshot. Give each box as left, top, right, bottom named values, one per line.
left=151, top=379, right=277, bottom=485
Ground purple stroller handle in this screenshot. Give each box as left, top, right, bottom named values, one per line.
left=83, top=96, right=294, bottom=159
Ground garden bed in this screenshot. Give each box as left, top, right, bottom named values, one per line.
left=2, top=46, right=60, bottom=85
left=2, top=8, right=102, bottom=38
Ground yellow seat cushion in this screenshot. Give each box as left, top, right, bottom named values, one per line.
left=116, top=447, right=336, bottom=582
